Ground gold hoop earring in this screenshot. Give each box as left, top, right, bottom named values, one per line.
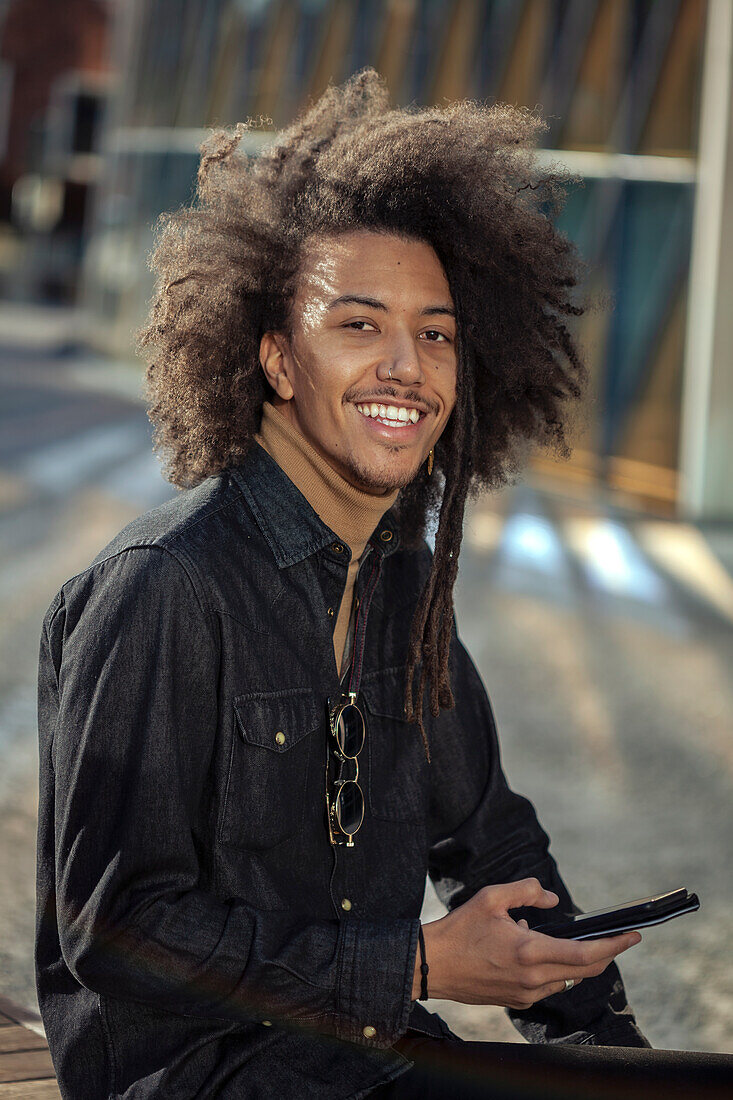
left=427, top=449, right=434, bottom=476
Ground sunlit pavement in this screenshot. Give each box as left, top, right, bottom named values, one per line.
left=426, top=488, right=733, bottom=1051
left=0, top=303, right=731, bottom=1053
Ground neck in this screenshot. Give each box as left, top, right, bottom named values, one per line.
left=254, top=400, right=399, bottom=560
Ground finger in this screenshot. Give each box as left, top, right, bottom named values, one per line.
left=488, top=878, right=560, bottom=912
left=531, top=930, right=642, bottom=969
left=539, top=977, right=584, bottom=1000
left=517, top=919, right=529, bottom=930
left=521, top=932, right=643, bottom=988
left=536, top=954, right=623, bottom=987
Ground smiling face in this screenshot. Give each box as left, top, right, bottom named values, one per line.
left=258, top=230, right=458, bottom=494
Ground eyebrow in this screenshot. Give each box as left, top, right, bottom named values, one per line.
left=327, top=294, right=456, bottom=318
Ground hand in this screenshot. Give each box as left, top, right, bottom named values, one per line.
left=414, top=878, right=642, bottom=1009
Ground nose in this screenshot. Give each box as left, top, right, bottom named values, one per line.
left=377, top=330, right=425, bottom=386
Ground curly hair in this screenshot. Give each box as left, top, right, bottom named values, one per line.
left=138, top=68, right=589, bottom=763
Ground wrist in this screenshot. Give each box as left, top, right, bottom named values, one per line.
left=412, top=920, right=448, bottom=1001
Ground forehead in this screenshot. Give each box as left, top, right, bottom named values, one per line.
left=294, top=230, right=452, bottom=307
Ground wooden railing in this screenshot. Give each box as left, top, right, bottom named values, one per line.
left=0, top=995, right=59, bottom=1098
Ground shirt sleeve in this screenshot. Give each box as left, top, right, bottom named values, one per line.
left=426, top=615, right=651, bottom=1048
left=41, top=544, right=416, bottom=1049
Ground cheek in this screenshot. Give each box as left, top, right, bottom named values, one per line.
left=292, top=357, right=347, bottom=425
left=442, top=368, right=458, bottom=415
left=302, top=332, right=366, bottom=378
left=290, top=344, right=330, bottom=400
left=324, top=336, right=375, bottom=373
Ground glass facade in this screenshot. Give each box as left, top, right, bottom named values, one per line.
left=83, top=0, right=710, bottom=512
left=112, top=0, right=706, bottom=154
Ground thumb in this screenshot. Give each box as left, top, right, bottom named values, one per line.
left=491, top=877, right=559, bottom=912
left=517, top=919, right=529, bottom=930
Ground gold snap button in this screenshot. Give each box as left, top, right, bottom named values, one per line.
left=331, top=542, right=345, bottom=553
left=362, top=1025, right=377, bottom=1039
left=327, top=606, right=335, bottom=618
left=262, top=1019, right=272, bottom=1027
left=379, top=530, right=393, bottom=542
left=274, top=731, right=286, bottom=746
left=341, top=898, right=352, bottom=911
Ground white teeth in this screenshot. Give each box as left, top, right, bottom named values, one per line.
left=356, top=403, right=423, bottom=426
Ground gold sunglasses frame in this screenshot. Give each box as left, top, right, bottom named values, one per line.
left=325, top=691, right=366, bottom=847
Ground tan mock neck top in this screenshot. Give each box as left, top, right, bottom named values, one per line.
left=254, top=401, right=399, bottom=676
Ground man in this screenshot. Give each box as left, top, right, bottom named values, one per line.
left=37, top=71, right=650, bottom=1098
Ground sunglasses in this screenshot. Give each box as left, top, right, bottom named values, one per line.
left=325, top=692, right=366, bottom=847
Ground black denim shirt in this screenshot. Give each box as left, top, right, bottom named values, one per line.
left=36, top=441, right=649, bottom=1099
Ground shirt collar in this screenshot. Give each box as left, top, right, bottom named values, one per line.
left=229, top=442, right=401, bottom=569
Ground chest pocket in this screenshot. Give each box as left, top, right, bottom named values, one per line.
left=361, top=668, right=430, bottom=825
left=219, top=688, right=322, bottom=851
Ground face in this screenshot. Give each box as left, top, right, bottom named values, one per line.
left=259, top=230, right=458, bottom=494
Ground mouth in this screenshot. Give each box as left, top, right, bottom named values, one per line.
left=352, top=400, right=428, bottom=439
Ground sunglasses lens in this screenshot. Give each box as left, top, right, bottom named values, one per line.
left=335, top=780, right=364, bottom=835
left=334, top=703, right=365, bottom=757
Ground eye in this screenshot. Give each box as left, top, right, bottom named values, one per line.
left=420, top=329, right=451, bottom=343
left=343, top=320, right=378, bottom=332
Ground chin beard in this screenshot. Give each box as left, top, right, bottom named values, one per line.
left=345, top=452, right=421, bottom=494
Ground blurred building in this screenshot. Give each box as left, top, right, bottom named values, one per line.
left=8, top=0, right=733, bottom=521
left=0, top=0, right=115, bottom=301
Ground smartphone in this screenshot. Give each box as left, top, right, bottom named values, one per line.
left=532, top=888, right=700, bottom=941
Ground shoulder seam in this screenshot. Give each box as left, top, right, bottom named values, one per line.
left=43, top=589, right=66, bottom=690
left=158, top=488, right=237, bottom=542
left=44, top=588, right=65, bottom=630
left=62, top=544, right=214, bottom=621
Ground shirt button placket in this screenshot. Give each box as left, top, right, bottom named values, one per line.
left=329, top=546, right=382, bottom=920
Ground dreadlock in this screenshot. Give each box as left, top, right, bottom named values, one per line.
left=137, top=68, right=589, bottom=764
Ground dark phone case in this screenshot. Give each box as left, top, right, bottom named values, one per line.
left=533, top=888, right=700, bottom=940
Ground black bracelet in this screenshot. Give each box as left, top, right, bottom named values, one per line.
left=418, top=924, right=429, bottom=1001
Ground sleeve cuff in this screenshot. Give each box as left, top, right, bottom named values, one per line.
left=334, top=917, right=420, bottom=1049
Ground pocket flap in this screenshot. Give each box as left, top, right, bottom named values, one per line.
left=233, top=688, right=322, bottom=752
left=361, top=668, right=407, bottom=720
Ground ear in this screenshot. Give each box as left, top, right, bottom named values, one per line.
left=259, top=332, right=295, bottom=400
